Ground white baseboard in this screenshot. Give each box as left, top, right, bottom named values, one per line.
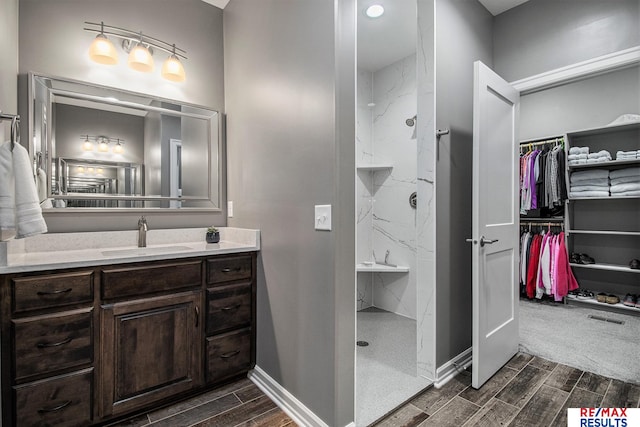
left=249, top=365, right=332, bottom=427
left=434, top=347, right=472, bottom=388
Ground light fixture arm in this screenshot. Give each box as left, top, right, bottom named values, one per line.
left=84, top=21, right=187, bottom=60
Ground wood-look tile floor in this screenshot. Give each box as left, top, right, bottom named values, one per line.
left=107, top=378, right=297, bottom=427
left=372, top=352, right=640, bottom=427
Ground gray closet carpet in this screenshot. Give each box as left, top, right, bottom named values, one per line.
left=519, top=299, right=640, bottom=385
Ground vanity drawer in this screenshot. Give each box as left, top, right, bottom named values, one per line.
left=206, top=284, right=251, bottom=334
left=206, top=328, right=252, bottom=383
left=12, top=271, right=94, bottom=314
left=13, top=308, right=93, bottom=381
left=14, top=368, right=93, bottom=427
left=206, top=255, right=252, bottom=285
left=101, top=260, right=202, bottom=300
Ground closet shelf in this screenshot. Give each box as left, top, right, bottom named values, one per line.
left=569, top=262, right=640, bottom=274
left=566, top=296, right=640, bottom=316
left=356, top=164, right=393, bottom=172
left=569, top=196, right=640, bottom=201
left=567, top=230, right=640, bottom=236
left=356, top=263, right=409, bottom=273
left=568, top=159, right=640, bottom=170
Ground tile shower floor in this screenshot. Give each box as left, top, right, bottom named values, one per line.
left=357, top=307, right=432, bottom=426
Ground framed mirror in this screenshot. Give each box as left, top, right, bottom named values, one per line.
left=30, top=73, right=220, bottom=211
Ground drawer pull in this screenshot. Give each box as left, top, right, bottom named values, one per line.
left=221, top=267, right=242, bottom=273
left=37, top=400, right=72, bottom=413
left=37, top=337, right=72, bottom=348
left=220, top=350, right=240, bottom=359
left=36, top=288, right=72, bottom=296
left=221, top=304, right=241, bottom=311
left=195, top=305, right=200, bottom=328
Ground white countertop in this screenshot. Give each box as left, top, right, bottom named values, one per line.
left=0, top=227, right=260, bottom=274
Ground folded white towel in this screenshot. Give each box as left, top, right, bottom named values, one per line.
left=610, top=176, right=640, bottom=185
left=610, top=182, right=640, bottom=193
left=610, top=167, right=640, bottom=180
left=568, top=153, right=588, bottom=160
left=570, top=169, right=610, bottom=183
left=13, top=143, right=47, bottom=238
left=570, top=185, right=611, bottom=192
left=570, top=190, right=609, bottom=198
left=569, top=146, right=590, bottom=155
left=616, top=150, right=639, bottom=156
left=0, top=141, right=15, bottom=235
left=611, top=190, right=640, bottom=197
left=568, top=159, right=588, bottom=165
left=587, top=150, right=611, bottom=159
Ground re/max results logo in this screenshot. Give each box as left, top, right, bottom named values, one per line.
left=567, top=408, right=640, bottom=427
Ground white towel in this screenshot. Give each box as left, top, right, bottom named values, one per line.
left=586, top=158, right=608, bottom=164
left=570, top=169, right=610, bottom=183
left=611, top=190, right=640, bottom=197
left=587, top=150, right=611, bottom=159
left=0, top=141, right=15, bottom=235
left=568, top=159, right=587, bottom=165
left=570, top=185, right=611, bottom=192
left=616, top=150, right=639, bottom=156
left=570, top=190, right=609, bottom=198
left=568, top=153, right=588, bottom=160
left=610, top=167, right=640, bottom=180
left=610, top=182, right=640, bottom=193
left=610, top=175, right=640, bottom=186
left=13, top=143, right=47, bottom=238
left=569, top=146, right=589, bottom=155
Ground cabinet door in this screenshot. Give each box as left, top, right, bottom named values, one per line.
left=100, top=291, right=202, bottom=417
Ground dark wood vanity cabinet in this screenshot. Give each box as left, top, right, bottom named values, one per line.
left=0, top=252, right=257, bottom=426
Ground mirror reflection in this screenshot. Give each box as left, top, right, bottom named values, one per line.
left=31, top=74, right=220, bottom=210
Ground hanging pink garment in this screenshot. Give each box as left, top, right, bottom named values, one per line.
left=553, top=232, right=579, bottom=301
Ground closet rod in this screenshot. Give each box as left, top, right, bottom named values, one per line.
left=519, top=137, right=564, bottom=148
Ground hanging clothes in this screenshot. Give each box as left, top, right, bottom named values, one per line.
left=520, top=142, right=567, bottom=215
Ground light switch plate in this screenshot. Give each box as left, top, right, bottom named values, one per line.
left=315, top=205, right=332, bottom=231
left=228, top=201, right=234, bottom=218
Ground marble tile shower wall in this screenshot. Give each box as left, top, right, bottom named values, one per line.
left=357, top=54, right=417, bottom=319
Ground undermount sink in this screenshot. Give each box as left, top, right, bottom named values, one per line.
left=101, top=245, right=193, bottom=257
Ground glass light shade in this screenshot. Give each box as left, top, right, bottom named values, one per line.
left=98, top=141, right=109, bottom=152
left=97, top=168, right=104, bottom=174
left=365, top=4, right=385, bottom=18
left=128, top=45, right=154, bottom=72
left=161, top=55, right=186, bottom=82
left=87, top=167, right=95, bottom=174
left=113, top=143, right=124, bottom=154
left=82, top=140, right=94, bottom=151
left=89, top=34, right=118, bottom=65
left=77, top=166, right=85, bottom=173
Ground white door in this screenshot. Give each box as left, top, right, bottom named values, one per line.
left=471, top=61, right=520, bottom=389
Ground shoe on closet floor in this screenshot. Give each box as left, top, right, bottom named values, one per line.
left=577, top=290, right=594, bottom=300
left=605, top=294, right=620, bottom=305
left=596, top=293, right=607, bottom=303
left=622, top=294, right=636, bottom=307
left=629, top=259, right=640, bottom=270
left=570, top=253, right=582, bottom=264
left=579, top=254, right=595, bottom=264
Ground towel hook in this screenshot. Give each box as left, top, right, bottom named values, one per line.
left=10, top=116, right=20, bottom=151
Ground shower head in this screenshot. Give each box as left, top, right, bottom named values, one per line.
left=406, top=115, right=417, bottom=127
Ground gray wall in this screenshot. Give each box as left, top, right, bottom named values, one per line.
left=494, top=0, right=640, bottom=82
left=224, top=0, right=356, bottom=425
left=19, top=0, right=226, bottom=231
left=0, top=0, right=18, bottom=142
left=520, top=66, right=640, bottom=140
left=435, top=0, right=493, bottom=367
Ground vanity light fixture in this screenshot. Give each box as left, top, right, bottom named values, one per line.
left=87, top=167, right=95, bottom=174
left=77, top=166, right=85, bottom=173
left=88, top=22, right=119, bottom=65
left=113, top=139, right=125, bottom=154
left=97, top=137, right=110, bottom=152
left=82, top=135, right=94, bottom=151
left=365, top=4, right=385, bottom=18
left=84, top=21, right=187, bottom=82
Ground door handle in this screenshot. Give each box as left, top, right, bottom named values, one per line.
left=480, top=236, right=498, bottom=247
left=465, top=238, right=477, bottom=244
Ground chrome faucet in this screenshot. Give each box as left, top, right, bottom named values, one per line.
left=384, top=249, right=390, bottom=265
left=137, top=216, right=148, bottom=247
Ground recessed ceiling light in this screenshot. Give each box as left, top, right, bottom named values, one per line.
left=365, top=4, right=384, bottom=18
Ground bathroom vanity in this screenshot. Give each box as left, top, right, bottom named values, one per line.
left=0, top=227, right=259, bottom=426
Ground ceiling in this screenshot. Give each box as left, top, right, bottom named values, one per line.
left=201, top=0, right=530, bottom=72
